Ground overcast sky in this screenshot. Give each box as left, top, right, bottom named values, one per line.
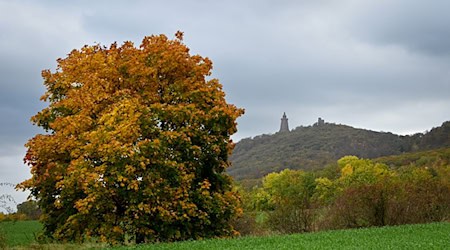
left=1, top=0, right=450, bottom=208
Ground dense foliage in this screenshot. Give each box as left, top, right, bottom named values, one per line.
left=16, top=200, right=41, bottom=220
left=20, top=32, right=244, bottom=244
left=235, top=149, right=450, bottom=235
left=230, top=121, right=450, bottom=180
left=0, top=200, right=41, bottom=222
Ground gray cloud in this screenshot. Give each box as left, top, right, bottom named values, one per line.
left=346, top=0, right=450, bottom=56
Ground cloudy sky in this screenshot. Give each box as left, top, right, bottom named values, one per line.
left=1, top=0, right=450, bottom=207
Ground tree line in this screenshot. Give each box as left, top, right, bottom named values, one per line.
left=0, top=200, right=41, bottom=221
left=233, top=148, right=450, bottom=235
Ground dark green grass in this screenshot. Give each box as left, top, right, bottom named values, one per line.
left=0, top=220, right=42, bottom=247
left=1, top=221, right=450, bottom=249
left=114, top=222, right=450, bottom=250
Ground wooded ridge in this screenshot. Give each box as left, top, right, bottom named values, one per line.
left=229, top=121, right=450, bottom=180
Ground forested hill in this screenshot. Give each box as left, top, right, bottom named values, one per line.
left=229, top=121, right=450, bottom=180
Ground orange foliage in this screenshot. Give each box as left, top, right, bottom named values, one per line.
left=21, top=32, right=244, bottom=243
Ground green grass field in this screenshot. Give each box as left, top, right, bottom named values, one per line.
left=0, top=220, right=42, bottom=247
left=115, top=222, right=450, bottom=250
left=1, top=221, right=449, bottom=249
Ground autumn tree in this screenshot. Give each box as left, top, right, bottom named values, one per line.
left=314, top=156, right=393, bottom=205
left=313, top=156, right=394, bottom=229
left=20, top=32, right=244, bottom=243
left=259, top=169, right=316, bottom=233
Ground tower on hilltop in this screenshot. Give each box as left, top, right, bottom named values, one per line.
left=279, top=112, right=289, bottom=132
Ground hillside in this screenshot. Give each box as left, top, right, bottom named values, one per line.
left=375, top=147, right=450, bottom=170
left=229, top=121, right=450, bottom=180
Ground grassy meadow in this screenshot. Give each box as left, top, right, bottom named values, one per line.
left=0, top=220, right=42, bottom=248
left=115, top=222, right=450, bottom=250
left=1, top=221, right=449, bottom=249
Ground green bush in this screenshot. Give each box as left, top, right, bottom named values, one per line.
left=320, top=172, right=450, bottom=230
left=267, top=203, right=315, bottom=233
left=324, top=183, right=387, bottom=229
left=242, top=169, right=317, bottom=234
left=386, top=178, right=450, bottom=225
left=238, top=154, right=450, bottom=236
left=230, top=211, right=270, bottom=236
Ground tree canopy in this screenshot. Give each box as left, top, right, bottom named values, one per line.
left=16, top=200, right=41, bottom=220
left=20, top=32, right=244, bottom=243
left=237, top=152, right=450, bottom=235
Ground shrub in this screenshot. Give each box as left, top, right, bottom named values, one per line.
left=267, top=203, right=315, bottom=234
left=321, top=173, right=450, bottom=230
left=262, top=170, right=316, bottom=233
left=323, top=183, right=387, bottom=229
left=230, top=211, right=271, bottom=236
left=387, top=178, right=450, bottom=225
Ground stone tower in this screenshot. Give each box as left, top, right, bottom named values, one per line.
left=279, top=112, right=289, bottom=132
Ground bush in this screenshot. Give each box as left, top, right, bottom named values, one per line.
left=231, top=211, right=271, bottom=236
left=267, top=203, right=315, bottom=234
left=260, top=170, right=316, bottom=234
left=323, top=183, right=387, bottom=229
left=239, top=155, right=450, bottom=235
left=387, top=179, right=450, bottom=225
left=321, top=176, right=450, bottom=230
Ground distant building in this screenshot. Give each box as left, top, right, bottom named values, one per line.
left=279, top=112, right=289, bottom=132
left=314, top=117, right=325, bottom=126
left=318, top=117, right=325, bottom=126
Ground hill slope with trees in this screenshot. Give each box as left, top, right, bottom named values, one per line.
left=229, top=121, right=450, bottom=180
